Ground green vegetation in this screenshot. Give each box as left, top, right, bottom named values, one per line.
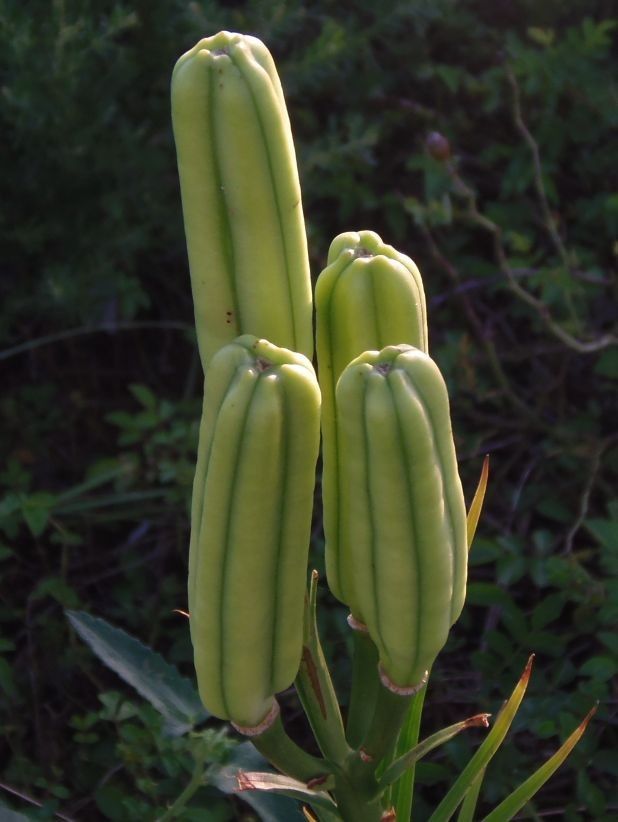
left=1, top=1, right=616, bottom=819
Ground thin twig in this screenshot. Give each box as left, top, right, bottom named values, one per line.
left=0, top=321, right=193, bottom=362
left=505, top=64, right=571, bottom=272
left=0, top=780, right=76, bottom=822
left=563, top=435, right=617, bottom=554
left=418, top=221, right=546, bottom=425
left=446, top=153, right=617, bottom=354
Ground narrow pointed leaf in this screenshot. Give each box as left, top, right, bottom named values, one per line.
left=295, top=571, right=349, bottom=763
left=66, top=610, right=206, bottom=734
left=428, top=655, right=534, bottom=822
left=457, top=768, right=485, bottom=822
left=481, top=707, right=596, bottom=821
left=380, top=714, right=490, bottom=789
left=467, top=455, right=489, bottom=549
left=388, top=683, right=427, bottom=818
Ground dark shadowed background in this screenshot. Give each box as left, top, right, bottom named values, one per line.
left=1, top=1, right=616, bottom=819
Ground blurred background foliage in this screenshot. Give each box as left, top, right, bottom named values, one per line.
left=1, top=0, right=616, bottom=819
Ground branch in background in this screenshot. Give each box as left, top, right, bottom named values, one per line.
left=505, top=64, right=571, bottom=274
left=563, top=434, right=616, bottom=554
left=442, top=96, right=617, bottom=354
left=0, top=321, right=193, bottom=362
left=417, top=221, right=547, bottom=427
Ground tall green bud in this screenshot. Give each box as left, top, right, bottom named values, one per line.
left=172, top=32, right=313, bottom=368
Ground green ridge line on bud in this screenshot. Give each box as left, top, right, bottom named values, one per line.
left=388, top=377, right=423, bottom=680
left=206, top=52, right=241, bottom=332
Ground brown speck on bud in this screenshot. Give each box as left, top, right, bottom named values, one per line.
left=381, top=809, right=397, bottom=822
left=426, top=131, right=451, bottom=161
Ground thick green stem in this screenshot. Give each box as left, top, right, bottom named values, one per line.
left=361, top=673, right=427, bottom=766
left=333, top=765, right=384, bottom=822
left=346, top=617, right=381, bottom=749
left=242, top=701, right=329, bottom=783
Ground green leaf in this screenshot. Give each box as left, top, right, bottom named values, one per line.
left=21, top=491, right=56, bottom=536
left=467, top=455, right=489, bottom=549
left=481, top=708, right=596, bottom=821
left=31, top=576, right=80, bottom=608
left=428, top=656, right=534, bottom=822
left=129, top=383, right=157, bottom=410
left=65, top=610, right=206, bottom=734
left=457, top=768, right=485, bottom=822
left=531, top=593, right=565, bottom=630
left=294, top=570, right=348, bottom=764
left=379, top=713, right=490, bottom=789
left=579, top=655, right=617, bottom=682
left=388, top=685, right=427, bottom=822
left=594, top=348, right=618, bottom=379
left=585, top=517, right=618, bottom=549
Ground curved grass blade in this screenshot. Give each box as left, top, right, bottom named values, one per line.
left=456, top=768, right=485, bottom=822
left=387, top=683, right=427, bottom=819
left=379, top=713, right=490, bottom=790
left=467, top=455, right=489, bottom=548
left=295, top=571, right=349, bottom=764
left=481, top=706, right=597, bottom=821
left=428, top=655, right=534, bottom=822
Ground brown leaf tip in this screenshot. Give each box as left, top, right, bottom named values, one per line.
left=577, top=704, right=598, bottom=732
left=236, top=772, right=257, bottom=792
left=465, top=712, right=491, bottom=729
left=521, top=653, right=535, bottom=685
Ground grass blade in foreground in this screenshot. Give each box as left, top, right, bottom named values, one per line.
left=427, top=655, right=534, bottom=822
left=387, top=683, right=426, bottom=818
left=481, top=706, right=597, bottom=821
left=295, top=571, right=349, bottom=764
left=379, top=713, right=490, bottom=789
left=456, top=769, right=484, bottom=822
left=467, top=455, right=489, bottom=549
